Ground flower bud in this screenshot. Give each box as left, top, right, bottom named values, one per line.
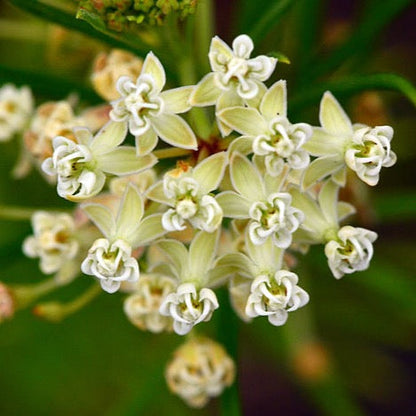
left=91, top=50, right=143, bottom=101
left=0, top=83, right=33, bottom=142
left=123, top=273, right=176, bottom=333
left=23, top=211, right=79, bottom=275
left=165, top=337, right=235, bottom=408
left=0, top=282, right=15, bottom=323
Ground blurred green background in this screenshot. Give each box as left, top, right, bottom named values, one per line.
left=1, top=0, right=416, bottom=415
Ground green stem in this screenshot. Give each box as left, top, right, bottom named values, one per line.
left=34, top=283, right=101, bottom=322
left=12, top=277, right=59, bottom=309
left=63, top=283, right=101, bottom=315
left=193, top=0, right=214, bottom=75
left=217, top=289, right=242, bottom=416
left=0, top=204, right=71, bottom=221
left=160, top=12, right=212, bottom=140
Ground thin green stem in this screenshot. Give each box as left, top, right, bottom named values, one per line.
left=217, top=289, right=242, bottom=416
left=12, top=277, right=59, bottom=309
left=0, top=204, right=71, bottom=221
left=62, top=283, right=101, bottom=316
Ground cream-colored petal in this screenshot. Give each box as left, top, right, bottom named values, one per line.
left=193, top=151, right=228, bottom=194
left=151, top=113, right=197, bottom=150
left=230, top=152, right=265, bottom=201
left=116, top=184, right=144, bottom=242
left=133, top=213, right=166, bottom=246
left=81, top=203, right=116, bottom=239
left=216, top=191, right=251, bottom=218
left=228, top=136, right=254, bottom=156
left=98, top=147, right=157, bottom=176
left=135, top=127, right=158, bottom=155
left=301, top=155, right=343, bottom=190
left=189, top=73, right=221, bottom=106
left=303, top=127, right=345, bottom=157
left=318, top=180, right=339, bottom=227
left=141, top=52, right=166, bottom=93
left=189, top=230, right=219, bottom=284
left=260, top=80, right=287, bottom=120
left=218, top=107, right=267, bottom=136
left=319, top=92, right=353, bottom=136
left=156, top=239, right=189, bottom=278
left=161, top=86, right=193, bottom=114
left=146, top=180, right=172, bottom=205
left=90, top=121, right=127, bottom=155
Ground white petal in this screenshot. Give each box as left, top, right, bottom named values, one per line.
left=116, top=184, right=144, bottom=241
left=189, top=73, right=221, bottom=106
left=189, top=230, right=219, bottom=284
left=81, top=203, right=116, bottom=239
left=98, top=147, right=157, bottom=176
left=192, top=151, right=228, bottom=194
left=90, top=121, right=128, bottom=155
left=160, top=86, right=193, bottom=114
left=230, top=152, right=265, bottom=201
left=217, top=107, right=267, bottom=136
left=260, top=80, right=287, bottom=119
left=319, top=92, right=353, bottom=136
left=141, top=52, right=166, bottom=93
left=151, top=113, right=197, bottom=150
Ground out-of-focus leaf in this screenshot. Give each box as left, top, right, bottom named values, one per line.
left=9, top=0, right=149, bottom=56
left=290, top=73, right=416, bottom=115
left=373, top=192, right=416, bottom=221
left=305, top=0, right=414, bottom=81
left=244, top=0, right=295, bottom=43
left=0, top=64, right=101, bottom=102
left=293, top=0, right=322, bottom=75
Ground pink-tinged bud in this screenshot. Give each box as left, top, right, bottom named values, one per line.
left=0, top=282, right=15, bottom=323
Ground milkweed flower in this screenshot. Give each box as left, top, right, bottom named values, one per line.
left=165, top=337, right=235, bottom=408
left=219, top=81, right=312, bottom=175
left=0, top=83, right=33, bottom=141
left=217, top=152, right=303, bottom=248
left=303, top=92, right=396, bottom=188
left=245, top=270, right=309, bottom=326
left=123, top=273, right=176, bottom=333
left=325, top=226, right=377, bottom=279
left=147, top=153, right=227, bottom=232
left=81, top=184, right=166, bottom=293
left=23, top=211, right=79, bottom=274
left=42, top=121, right=156, bottom=201
left=190, top=34, right=277, bottom=135
left=110, top=52, right=196, bottom=154
left=157, top=230, right=222, bottom=334
left=216, top=235, right=309, bottom=325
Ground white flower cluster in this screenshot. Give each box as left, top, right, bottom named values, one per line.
left=9, top=33, right=395, bottom=408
